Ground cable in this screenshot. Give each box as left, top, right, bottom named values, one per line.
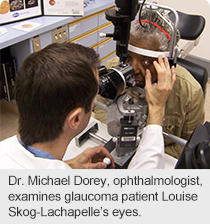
left=139, top=0, right=147, bottom=27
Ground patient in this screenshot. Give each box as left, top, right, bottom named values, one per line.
left=94, top=6, right=205, bottom=159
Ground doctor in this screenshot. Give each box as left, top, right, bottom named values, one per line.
left=0, top=42, right=175, bottom=169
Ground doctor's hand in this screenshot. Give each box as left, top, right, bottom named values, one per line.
left=145, top=55, right=176, bottom=126
left=64, top=146, right=115, bottom=169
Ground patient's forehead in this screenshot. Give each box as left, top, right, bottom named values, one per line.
left=129, top=34, right=159, bottom=51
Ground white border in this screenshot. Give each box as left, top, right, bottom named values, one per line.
left=128, top=44, right=170, bottom=58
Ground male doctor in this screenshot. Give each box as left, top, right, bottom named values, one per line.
left=0, top=42, right=175, bottom=169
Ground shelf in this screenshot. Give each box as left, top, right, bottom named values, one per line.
left=0, top=0, right=114, bottom=50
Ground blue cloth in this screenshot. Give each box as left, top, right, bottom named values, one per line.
left=17, top=137, right=56, bottom=160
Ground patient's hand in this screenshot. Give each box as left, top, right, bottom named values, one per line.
left=145, top=55, right=176, bottom=126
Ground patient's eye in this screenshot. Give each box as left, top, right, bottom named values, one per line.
left=141, top=59, right=151, bottom=67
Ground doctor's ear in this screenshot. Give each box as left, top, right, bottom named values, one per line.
left=66, top=107, right=84, bottom=130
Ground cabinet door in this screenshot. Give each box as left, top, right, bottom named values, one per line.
left=69, top=16, right=98, bottom=39
left=97, top=39, right=116, bottom=63
left=70, top=32, right=98, bottom=48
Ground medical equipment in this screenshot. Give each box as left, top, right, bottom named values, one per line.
left=175, top=122, right=210, bottom=169
left=77, top=0, right=209, bottom=168
left=97, top=0, right=179, bottom=167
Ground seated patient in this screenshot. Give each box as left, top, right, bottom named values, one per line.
left=94, top=7, right=205, bottom=159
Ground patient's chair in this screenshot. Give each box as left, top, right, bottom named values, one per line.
left=177, top=57, right=208, bottom=97
left=169, top=10, right=208, bottom=97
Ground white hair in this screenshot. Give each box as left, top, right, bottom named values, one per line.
left=130, top=7, right=180, bottom=51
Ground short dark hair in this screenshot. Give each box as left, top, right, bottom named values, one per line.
left=15, top=42, right=100, bottom=146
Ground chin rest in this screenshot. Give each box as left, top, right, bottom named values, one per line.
left=169, top=10, right=206, bottom=40
left=177, top=57, right=208, bottom=97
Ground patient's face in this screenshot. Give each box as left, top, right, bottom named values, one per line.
left=127, top=35, right=158, bottom=88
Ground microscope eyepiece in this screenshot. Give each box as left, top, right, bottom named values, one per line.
left=98, top=64, right=134, bottom=100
